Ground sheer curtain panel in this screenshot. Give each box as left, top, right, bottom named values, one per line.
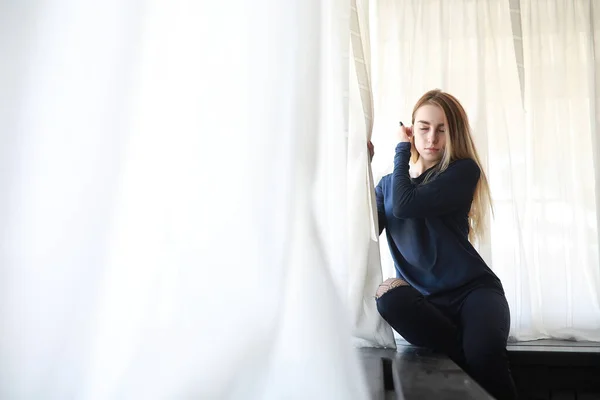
left=0, top=1, right=369, bottom=399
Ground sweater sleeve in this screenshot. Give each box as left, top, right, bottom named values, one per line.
left=392, top=142, right=480, bottom=219
left=375, top=178, right=386, bottom=235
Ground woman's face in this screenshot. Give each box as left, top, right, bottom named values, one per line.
left=413, top=104, right=447, bottom=164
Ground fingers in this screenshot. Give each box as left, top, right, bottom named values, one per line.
left=399, top=122, right=413, bottom=139
left=367, top=140, right=375, bottom=160
left=397, top=127, right=412, bottom=143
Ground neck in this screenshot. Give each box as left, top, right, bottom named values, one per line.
left=411, top=157, right=438, bottom=177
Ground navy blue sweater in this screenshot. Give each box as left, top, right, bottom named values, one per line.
left=376, top=142, right=500, bottom=295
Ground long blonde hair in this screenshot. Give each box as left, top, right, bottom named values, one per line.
left=410, top=89, right=492, bottom=242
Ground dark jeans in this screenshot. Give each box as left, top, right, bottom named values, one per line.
left=376, top=280, right=518, bottom=400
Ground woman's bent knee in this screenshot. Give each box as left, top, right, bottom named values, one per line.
left=376, top=278, right=409, bottom=299
left=375, top=279, right=417, bottom=319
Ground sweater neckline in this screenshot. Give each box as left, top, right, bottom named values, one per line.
left=411, top=164, right=439, bottom=183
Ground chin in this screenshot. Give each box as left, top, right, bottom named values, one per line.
left=422, top=154, right=442, bottom=163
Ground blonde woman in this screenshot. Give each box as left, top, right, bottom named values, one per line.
left=371, top=90, right=517, bottom=399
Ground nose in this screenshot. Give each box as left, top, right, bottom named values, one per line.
left=427, top=130, right=437, bottom=145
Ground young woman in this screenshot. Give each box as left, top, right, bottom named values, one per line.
left=370, top=89, right=518, bottom=399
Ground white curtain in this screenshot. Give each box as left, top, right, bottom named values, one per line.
left=371, top=0, right=600, bottom=341
left=347, top=0, right=396, bottom=348
left=0, top=1, right=369, bottom=399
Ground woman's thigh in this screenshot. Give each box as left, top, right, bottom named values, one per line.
left=459, top=288, right=511, bottom=355
left=459, top=288, right=517, bottom=399
left=376, top=280, right=462, bottom=359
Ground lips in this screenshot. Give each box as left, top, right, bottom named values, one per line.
left=425, top=148, right=439, bottom=152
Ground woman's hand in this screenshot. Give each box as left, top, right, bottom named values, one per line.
left=368, top=140, right=375, bottom=162
left=398, top=122, right=412, bottom=143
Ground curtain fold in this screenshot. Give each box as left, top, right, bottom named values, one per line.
left=514, top=0, right=600, bottom=340
left=0, top=1, right=369, bottom=398
left=370, top=0, right=600, bottom=341
left=347, top=0, right=396, bottom=348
